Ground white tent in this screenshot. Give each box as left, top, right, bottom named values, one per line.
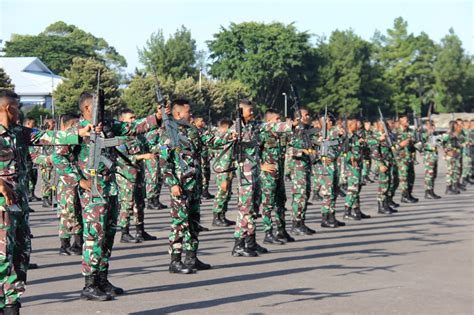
left=0, top=57, right=63, bottom=109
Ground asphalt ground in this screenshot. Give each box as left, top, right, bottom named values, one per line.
left=22, top=153, right=473, bottom=314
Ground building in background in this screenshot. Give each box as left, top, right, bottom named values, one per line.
left=0, top=57, right=63, bottom=111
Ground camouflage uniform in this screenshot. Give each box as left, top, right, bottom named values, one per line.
left=26, top=147, right=39, bottom=200
left=395, top=126, right=417, bottom=200
left=197, top=127, right=212, bottom=195
left=368, top=130, right=394, bottom=204
left=344, top=131, right=363, bottom=210
left=460, top=129, right=472, bottom=181
left=421, top=131, right=439, bottom=191
left=38, top=146, right=54, bottom=202
left=0, top=124, right=78, bottom=308
left=441, top=131, right=462, bottom=187
left=212, top=135, right=233, bottom=218
left=361, top=128, right=373, bottom=180
left=53, top=115, right=158, bottom=277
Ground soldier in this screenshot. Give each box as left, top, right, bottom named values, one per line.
left=259, top=109, right=294, bottom=244
left=53, top=114, right=83, bottom=256
left=53, top=92, right=161, bottom=301
left=368, top=120, right=397, bottom=214
left=287, top=107, right=317, bottom=234
left=194, top=116, right=214, bottom=199
left=0, top=89, right=88, bottom=313
left=343, top=117, right=371, bottom=220
left=442, top=120, right=463, bottom=194
left=422, top=120, right=441, bottom=199
left=116, top=109, right=157, bottom=243
left=386, top=119, right=400, bottom=209
left=460, top=119, right=473, bottom=186
left=23, top=118, right=41, bottom=203
left=38, top=118, right=55, bottom=208
left=211, top=118, right=235, bottom=227
left=394, top=113, right=419, bottom=204
left=361, top=120, right=374, bottom=184
left=310, top=118, right=323, bottom=201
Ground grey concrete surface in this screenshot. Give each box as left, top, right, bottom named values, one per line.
left=23, top=154, right=473, bottom=314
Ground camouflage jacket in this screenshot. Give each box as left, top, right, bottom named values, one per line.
left=394, top=126, right=416, bottom=161
left=287, top=123, right=318, bottom=160
left=259, top=121, right=293, bottom=167
left=0, top=124, right=79, bottom=210
left=368, top=130, right=395, bottom=165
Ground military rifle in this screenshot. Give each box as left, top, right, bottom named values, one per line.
left=377, top=106, right=394, bottom=149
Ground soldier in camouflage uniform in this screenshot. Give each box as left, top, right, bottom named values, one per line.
left=287, top=108, right=317, bottom=234
left=38, top=119, right=55, bottom=208
left=343, top=118, right=371, bottom=220
left=116, top=109, right=158, bottom=244
left=310, top=118, right=323, bottom=201
left=211, top=119, right=235, bottom=227
left=386, top=119, right=400, bottom=209
left=0, top=89, right=85, bottom=312
left=23, top=118, right=41, bottom=203
left=53, top=92, right=161, bottom=301
left=441, top=120, right=463, bottom=194
left=460, top=120, right=473, bottom=185
left=259, top=109, right=294, bottom=244
left=144, top=156, right=166, bottom=209
left=361, top=120, right=374, bottom=184
left=421, top=120, right=441, bottom=199
left=394, top=114, right=419, bottom=204
left=194, top=116, right=214, bottom=199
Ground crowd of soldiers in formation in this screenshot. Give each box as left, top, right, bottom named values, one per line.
left=0, top=88, right=473, bottom=313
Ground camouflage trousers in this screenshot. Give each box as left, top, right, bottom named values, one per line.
left=312, top=163, right=321, bottom=193
left=423, top=151, right=438, bottom=190
left=444, top=153, right=461, bottom=185
left=201, top=158, right=211, bottom=192
left=318, top=159, right=337, bottom=215
left=213, top=172, right=233, bottom=215
left=79, top=191, right=118, bottom=276
left=388, top=162, right=399, bottom=198
left=259, top=168, right=287, bottom=232
left=0, top=210, right=31, bottom=308
left=40, top=165, right=53, bottom=199
left=375, top=161, right=391, bottom=202
left=344, top=161, right=362, bottom=209
left=117, top=172, right=145, bottom=229
left=288, top=157, right=311, bottom=222
left=338, top=157, right=348, bottom=186
left=461, top=149, right=472, bottom=178
left=57, top=181, right=82, bottom=239
left=362, top=158, right=371, bottom=178
left=169, top=191, right=200, bottom=255
left=397, top=157, right=415, bottom=193
left=234, top=165, right=258, bottom=239
left=26, top=163, right=37, bottom=198
left=144, top=158, right=163, bottom=201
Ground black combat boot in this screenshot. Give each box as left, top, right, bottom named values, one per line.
left=201, top=190, right=215, bottom=199
left=59, top=238, right=71, bottom=256
left=331, top=212, right=346, bottom=227
left=80, top=275, right=112, bottom=301
left=343, top=207, right=360, bottom=221
left=364, top=175, right=374, bottom=183
left=312, top=190, right=323, bottom=201
left=378, top=201, right=392, bottom=214
left=3, top=302, right=20, bottom=315
left=221, top=213, right=235, bottom=226
left=246, top=234, right=268, bottom=254
left=169, top=253, right=194, bottom=274
left=156, top=200, right=168, bottom=209
left=388, top=197, right=400, bottom=208
left=429, top=189, right=441, bottom=199
left=146, top=197, right=158, bottom=210
left=263, top=230, right=285, bottom=245
left=337, top=187, right=346, bottom=197
left=401, top=191, right=415, bottom=203
left=276, top=227, right=295, bottom=243
left=457, top=182, right=466, bottom=191
left=232, top=238, right=258, bottom=257
left=291, top=221, right=313, bottom=235
left=69, top=234, right=82, bottom=255
left=42, top=198, right=50, bottom=208
left=212, top=213, right=226, bottom=226
left=321, top=213, right=336, bottom=228
left=354, top=207, right=371, bottom=219
left=408, top=191, right=419, bottom=203
left=135, top=224, right=157, bottom=242
left=445, top=185, right=460, bottom=195
left=98, top=271, right=124, bottom=296
left=184, top=251, right=211, bottom=270
left=120, top=226, right=139, bottom=243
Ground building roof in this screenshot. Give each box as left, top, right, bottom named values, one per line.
left=0, top=57, right=63, bottom=96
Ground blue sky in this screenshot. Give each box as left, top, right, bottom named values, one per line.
left=1, top=0, right=472, bottom=73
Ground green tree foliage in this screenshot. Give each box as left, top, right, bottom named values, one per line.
left=0, top=67, right=14, bottom=89
left=4, top=21, right=126, bottom=75
left=207, top=22, right=312, bottom=111
left=139, top=26, right=198, bottom=80
left=54, top=57, right=122, bottom=115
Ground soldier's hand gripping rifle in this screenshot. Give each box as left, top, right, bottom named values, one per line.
left=289, top=83, right=316, bottom=163
left=86, top=71, right=125, bottom=200
left=319, top=105, right=338, bottom=159
left=233, top=96, right=244, bottom=185
left=377, top=106, right=394, bottom=149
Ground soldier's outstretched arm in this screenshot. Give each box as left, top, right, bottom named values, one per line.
left=112, top=114, right=159, bottom=137
left=51, top=145, right=83, bottom=185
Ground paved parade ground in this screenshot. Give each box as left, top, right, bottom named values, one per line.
left=23, top=154, right=473, bottom=314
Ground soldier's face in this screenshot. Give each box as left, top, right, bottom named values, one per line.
left=241, top=105, right=254, bottom=121
left=120, top=113, right=136, bottom=123
left=195, top=118, right=205, bottom=128
left=266, top=113, right=280, bottom=123
left=364, top=122, right=371, bottom=130
left=0, top=97, right=20, bottom=125
left=300, top=110, right=310, bottom=124
left=181, top=105, right=192, bottom=122
left=400, top=117, right=408, bottom=127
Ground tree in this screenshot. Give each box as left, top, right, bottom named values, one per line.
left=433, top=28, right=469, bottom=112
left=0, top=67, right=14, bottom=89
left=139, top=26, right=198, bottom=80
left=54, top=57, right=122, bottom=115
left=4, top=21, right=126, bottom=75
left=207, top=22, right=312, bottom=111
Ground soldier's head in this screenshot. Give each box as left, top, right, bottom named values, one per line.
left=363, top=121, right=371, bottom=131
left=60, top=114, right=79, bottom=131
left=264, top=109, right=281, bottom=123
left=239, top=99, right=254, bottom=122
left=348, top=118, right=358, bottom=133
left=399, top=113, right=409, bottom=128
left=294, top=107, right=310, bottom=125
left=0, top=89, right=20, bottom=127
left=194, top=116, right=206, bottom=129
left=463, top=119, right=469, bottom=128
left=172, top=99, right=192, bottom=122
left=217, top=118, right=233, bottom=133
left=312, top=117, right=321, bottom=129
left=119, top=109, right=136, bottom=123
left=43, top=118, right=55, bottom=131
left=78, top=92, right=94, bottom=120
left=23, top=117, right=36, bottom=129
left=425, top=120, right=435, bottom=131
